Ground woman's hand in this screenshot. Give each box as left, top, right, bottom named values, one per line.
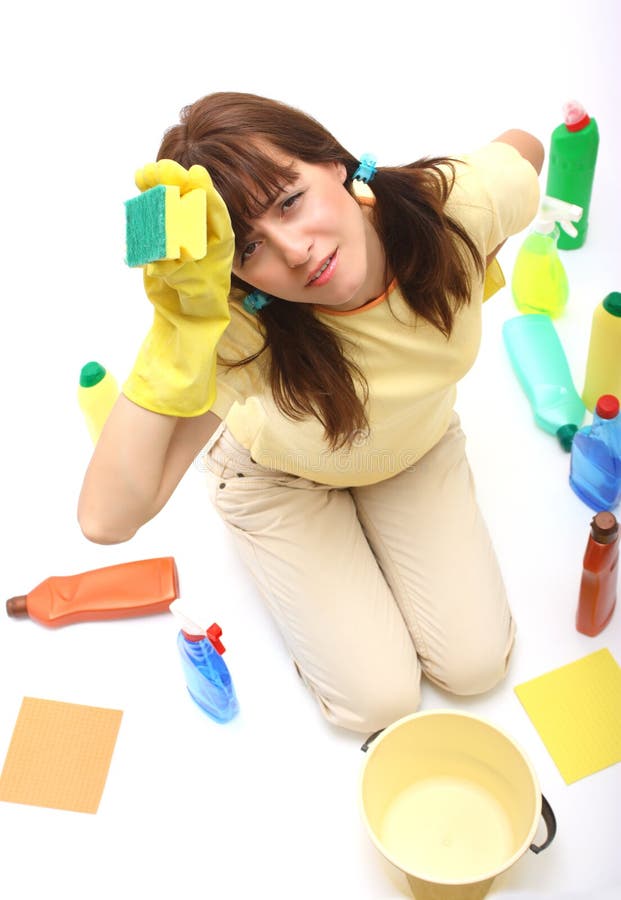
left=123, top=159, right=234, bottom=417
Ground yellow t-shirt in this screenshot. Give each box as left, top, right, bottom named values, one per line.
left=210, top=142, right=539, bottom=487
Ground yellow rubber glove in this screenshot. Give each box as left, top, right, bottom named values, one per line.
left=482, top=257, right=505, bottom=302
left=123, top=160, right=234, bottom=416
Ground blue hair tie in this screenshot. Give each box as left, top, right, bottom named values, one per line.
left=243, top=289, right=273, bottom=315
left=353, top=154, right=377, bottom=184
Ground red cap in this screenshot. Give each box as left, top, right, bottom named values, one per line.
left=563, top=100, right=590, bottom=132
left=207, top=623, right=226, bottom=655
left=566, top=113, right=590, bottom=132
left=595, top=395, right=620, bottom=419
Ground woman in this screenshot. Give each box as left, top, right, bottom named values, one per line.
left=79, top=92, right=543, bottom=732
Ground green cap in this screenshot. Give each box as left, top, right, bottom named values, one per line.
left=79, top=361, right=107, bottom=387
left=557, top=423, right=578, bottom=452
left=603, top=292, right=621, bottom=317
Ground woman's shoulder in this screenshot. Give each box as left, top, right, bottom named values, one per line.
left=444, top=142, right=540, bottom=249
left=450, top=142, right=539, bottom=203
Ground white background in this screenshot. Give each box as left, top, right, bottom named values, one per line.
left=1, top=2, right=620, bottom=898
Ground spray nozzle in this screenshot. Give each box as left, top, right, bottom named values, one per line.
left=169, top=598, right=227, bottom=654
left=536, top=195, right=583, bottom=237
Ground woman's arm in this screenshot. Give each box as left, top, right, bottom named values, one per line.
left=77, top=395, right=221, bottom=544
left=493, top=128, right=544, bottom=175
left=486, top=129, right=545, bottom=264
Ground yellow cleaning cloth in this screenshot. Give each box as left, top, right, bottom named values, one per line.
left=514, top=648, right=621, bottom=784
left=0, top=697, right=123, bottom=814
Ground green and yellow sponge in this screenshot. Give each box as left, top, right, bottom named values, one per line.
left=125, top=184, right=207, bottom=267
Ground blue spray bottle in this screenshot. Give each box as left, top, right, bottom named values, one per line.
left=502, top=314, right=585, bottom=450
left=569, top=394, right=621, bottom=511
left=169, top=599, right=239, bottom=724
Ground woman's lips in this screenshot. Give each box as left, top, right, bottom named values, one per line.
left=307, top=250, right=338, bottom=287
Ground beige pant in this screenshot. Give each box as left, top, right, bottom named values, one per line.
left=202, top=415, right=515, bottom=733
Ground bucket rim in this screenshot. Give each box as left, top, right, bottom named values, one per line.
left=359, top=708, right=543, bottom=886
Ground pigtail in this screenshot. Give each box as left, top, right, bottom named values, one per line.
left=368, top=160, right=485, bottom=337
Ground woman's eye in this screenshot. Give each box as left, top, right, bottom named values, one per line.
left=282, top=192, right=303, bottom=212
left=241, top=241, right=259, bottom=263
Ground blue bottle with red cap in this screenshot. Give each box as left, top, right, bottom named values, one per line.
left=569, top=394, right=621, bottom=511
left=170, top=599, right=239, bottom=723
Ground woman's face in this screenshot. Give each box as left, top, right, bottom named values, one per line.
left=231, top=155, right=386, bottom=311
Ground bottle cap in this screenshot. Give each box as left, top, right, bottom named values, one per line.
left=563, top=100, right=591, bottom=133
left=591, top=511, right=618, bottom=543
left=80, top=361, right=107, bottom=387
left=169, top=599, right=227, bottom=653
left=6, top=595, right=28, bottom=617
left=595, top=395, right=620, bottom=419
left=538, top=196, right=583, bottom=237
left=533, top=219, right=557, bottom=236
left=206, top=624, right=226, bottom=655
left=556, top=423, right=578, bottom=452
left=602, top=292, right=621, bottom=317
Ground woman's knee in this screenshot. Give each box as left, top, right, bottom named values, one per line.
left=426, top=631, right=515, bottom=697
left=311, top=680, right=422, bottom=734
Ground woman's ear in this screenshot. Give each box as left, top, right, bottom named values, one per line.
left=322, top=160, right=347, bottom=184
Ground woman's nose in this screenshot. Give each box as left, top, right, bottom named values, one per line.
left=277, top=231, right=312, bottom=268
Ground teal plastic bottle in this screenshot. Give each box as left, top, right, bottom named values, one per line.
left=546, top=100, right=599, bottom=250
left=511, top=196, right=582, bottom=317
left=502, top=314, right=585, bottom=450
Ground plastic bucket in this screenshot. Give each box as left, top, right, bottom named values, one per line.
left=360, top=710, right=556, bottom=900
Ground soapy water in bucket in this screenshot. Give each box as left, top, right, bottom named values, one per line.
left=380, top=775, right=515, bottom=882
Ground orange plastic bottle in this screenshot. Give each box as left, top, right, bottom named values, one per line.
left=5, top=557, right=179, bottom=627
left=576, top=512, right=619, bottom=636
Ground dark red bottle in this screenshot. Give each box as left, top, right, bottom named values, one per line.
left=576, top=512, right=619, bottom=636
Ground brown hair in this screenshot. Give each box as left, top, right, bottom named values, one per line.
left=158, top=92, right=484, bottom=449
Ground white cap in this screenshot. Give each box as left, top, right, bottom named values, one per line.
left=169, top=598, right=206, bottom=636
left=563, top=100, right=587, bottom=127
left=169, top=599, right=227, bottom=654
left=536, top=195, right=583, bottom=236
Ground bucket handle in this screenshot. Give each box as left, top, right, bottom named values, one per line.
left=529, top=794, right=557, bottom=854
left=361, top=729, right=384, bottom=752
left=361, top=733, right=558, bottom=856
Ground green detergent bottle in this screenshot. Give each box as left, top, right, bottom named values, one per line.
left=512, top=196, right=583, bottom=317
left=546, top=100, right=599, bottom=250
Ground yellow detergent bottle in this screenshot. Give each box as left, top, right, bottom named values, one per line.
left=78, top=361, right=119, bottom=443
left=582, top=292, right=621, bottom=412
left=511, top=196, right=583, bottom=317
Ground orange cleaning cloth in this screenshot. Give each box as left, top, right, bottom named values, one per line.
left=0, top=697, right=123, bottom=814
